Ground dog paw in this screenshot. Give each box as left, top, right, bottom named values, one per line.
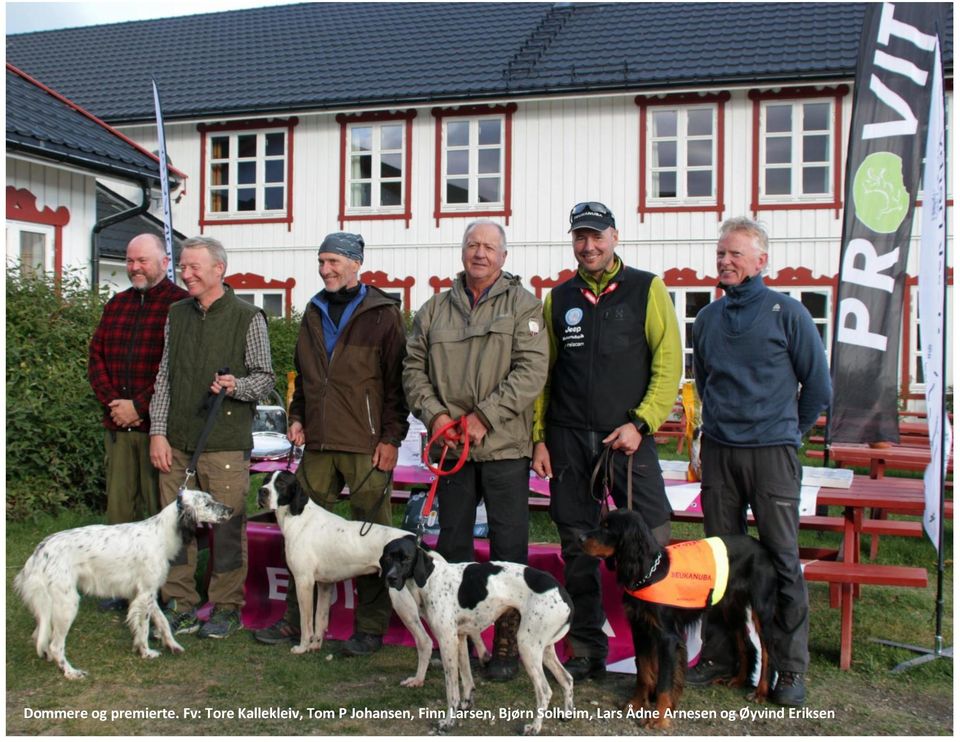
left=747, top=689, right=768, bottom=704
left=400, top=676, right=424, bottom=688
left=644, top=717, right=671, bottom=731
left=140, top=648, right=160, bottom=660
left=436, top=718, right=455, bottom=733
left=458, top=696, right=473, bottom=711
left=521, top=721, right=543, bottom=735
left=168, top=642, right=185, bottom=655
left=291, top=644, right=310, bottom=655
left=63, top=668, right=88, bottom=680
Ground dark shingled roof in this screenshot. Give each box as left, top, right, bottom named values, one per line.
left=96, top=184, right=186, bottom=261
left=5, top=2, right=953, bottom=125
left=6, top=64, right=170, bottom=183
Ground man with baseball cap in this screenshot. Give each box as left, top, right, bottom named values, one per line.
left=253, top=232, right=409, bottom=655
left=532, top=201, right=682, bottom=680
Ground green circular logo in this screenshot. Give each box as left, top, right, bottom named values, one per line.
left=852, top=151, right=909, bottom=234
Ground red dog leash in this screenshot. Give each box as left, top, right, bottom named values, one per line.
left=417, top=416, right=470, bottom=543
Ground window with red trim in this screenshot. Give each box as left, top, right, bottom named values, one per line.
left=432, top=104, right=516, bottom=224
left=336, top=110, right=415, bottom=227
left=637, top=93, right=729, bottom=220
left=198, top=118, right=297, bottom=227
left=749, top=87, right=847, bottom=214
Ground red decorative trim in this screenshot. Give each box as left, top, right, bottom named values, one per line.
left=662, top=267, right=715, bottom=287
left=6, top=186, right=69, bottom=279
left=198, top=117, right=299, bottom=231
left=336, top=110, right=417, bottom=229
left=361, top=270, right=415, bottom=312
left=749, top=86, right=848, bottom=217
left=766, top=266, right=835, bottom=286
left=636, top=92, right=730, bottom=222
left=224, top=272, right=296, bottom=319
left=6, top=63, right=188, bottom=181
left=530, top=268, right=577, bottom=299
left=431, top=103, right=517, bottom=226
left=429, top=275, right=453, bottom=294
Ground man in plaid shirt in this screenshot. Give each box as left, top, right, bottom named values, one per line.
left=88, top=233, right=188, bottom=531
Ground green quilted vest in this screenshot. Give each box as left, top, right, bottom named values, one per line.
left=166, top=287, right=262, bottom=452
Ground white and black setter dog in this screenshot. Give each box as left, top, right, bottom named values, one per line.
left=580, top=509, right=777, bottom=729
left=257, top=469, right=428, bottom=659
left=14, top=489, right=233, bottom=679
left=380, top=535, right=574, bottom=735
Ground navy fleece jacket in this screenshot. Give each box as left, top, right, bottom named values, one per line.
left=692, top=275, right=832, bottom=447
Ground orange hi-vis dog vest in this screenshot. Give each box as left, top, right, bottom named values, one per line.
left=626, top=538, right=729, bottom=609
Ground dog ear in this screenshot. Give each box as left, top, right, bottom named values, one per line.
left=411, top=543, right=434, bottom=588
left=288, top=478, right=309, bottom=516
left=614, top=512, right=646, bottom=586
left=177, top=501, right=198, bottom=540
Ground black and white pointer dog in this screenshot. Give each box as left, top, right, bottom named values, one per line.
left=257, top=470, right=428, bottom=658
left=380, top=536, right=575, bottom=735
left=14, top=489, right=233, bottom=679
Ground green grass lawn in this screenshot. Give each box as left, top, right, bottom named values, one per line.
left=6, top=456, right=954, bottom=736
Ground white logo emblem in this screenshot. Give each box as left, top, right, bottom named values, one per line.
left=772, top=303, right=781, bottom=312
left=528, top=319, right=540, bottom=335
left=564, top=308, right=583, bottom=326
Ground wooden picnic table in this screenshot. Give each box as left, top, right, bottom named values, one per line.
left=819, top=443, right=953, bottom=479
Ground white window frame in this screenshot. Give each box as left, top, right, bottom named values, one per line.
left=668, top=287, right=714, bottom=383
left=759, top=98, right=834, bottom=202
left=647, top=105, right=718, bottom=204
left=345, top=121, right=406, bottom=214
left=206, top=128, right=288, bottom=218
left=441, top=115, right=505, bottom=210
left=5, top=220, right=54, bottom=276
left=235, top=290, right=285, bottom=318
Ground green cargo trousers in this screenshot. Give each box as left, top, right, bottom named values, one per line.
left=104, top=430, right=160, bottom=524
left=158, top=448, right=249, bottom=612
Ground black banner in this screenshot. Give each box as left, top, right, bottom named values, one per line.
left=829, top=2, right=947, bottom=444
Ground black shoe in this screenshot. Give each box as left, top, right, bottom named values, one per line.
left=685, top=659, right=734, bottom=687
left=563, top=656, right=606, bottom=681
left=342, top=631, right=383, bottom=656
left=252, top=618, right=301, bottom=645
left=771, top=671, right=806, bottom=707
left=485, top=655, right=519, bottom=682
left=98, top=598, right=128, bottom=612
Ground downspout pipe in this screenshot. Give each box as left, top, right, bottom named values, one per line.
left=90, top=180, right=151, bottom=289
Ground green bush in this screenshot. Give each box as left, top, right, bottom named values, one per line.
left=4, top=272, right=360, bottom=518
left=267, top=311, right=301, bottom=402
left=6, top=270, right=109, bottom=519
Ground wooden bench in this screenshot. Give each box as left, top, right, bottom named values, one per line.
left=807, top=444, right=953, bottom=479
left=802, top=560, right=929, bottom=669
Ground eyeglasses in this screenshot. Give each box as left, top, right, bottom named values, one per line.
left=569, top=201, right=613, bottom=223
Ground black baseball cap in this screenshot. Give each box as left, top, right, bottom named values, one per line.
left=568, top=201, right=616, bottom=232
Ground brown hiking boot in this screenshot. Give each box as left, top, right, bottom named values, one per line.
left=485, top=608, right=520, bottom=682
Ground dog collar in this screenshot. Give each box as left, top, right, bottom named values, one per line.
left=628, top=551, right=662, bottom=592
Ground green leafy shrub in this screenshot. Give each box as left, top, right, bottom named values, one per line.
left=267, top=311, right=301, bottom=402
left=6, top=270, right=109, bottom=519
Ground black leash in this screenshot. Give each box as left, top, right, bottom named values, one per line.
left=589, top=443, right=634, bottom=516
left=178, top=366, right=230, bottom=504
left=297, top=449, right=389, bottom=538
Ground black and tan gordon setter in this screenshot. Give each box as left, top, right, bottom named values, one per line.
left=580, top=509, right=778, bottom=729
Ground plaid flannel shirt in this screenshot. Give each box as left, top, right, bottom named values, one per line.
left=87, top=277, right=189, bottom=432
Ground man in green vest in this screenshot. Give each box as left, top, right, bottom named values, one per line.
left=150, top=236, right=275, bottom=639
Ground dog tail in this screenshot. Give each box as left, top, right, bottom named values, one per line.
left=14, top=562, right=53, bottom=658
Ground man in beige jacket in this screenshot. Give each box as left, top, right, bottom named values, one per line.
left=403, top=219, right=548, bottom=681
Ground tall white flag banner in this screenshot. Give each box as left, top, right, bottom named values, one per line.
left=918, top=40, right=950, bottom=550
left=152, top=80, right=175, bottom=281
